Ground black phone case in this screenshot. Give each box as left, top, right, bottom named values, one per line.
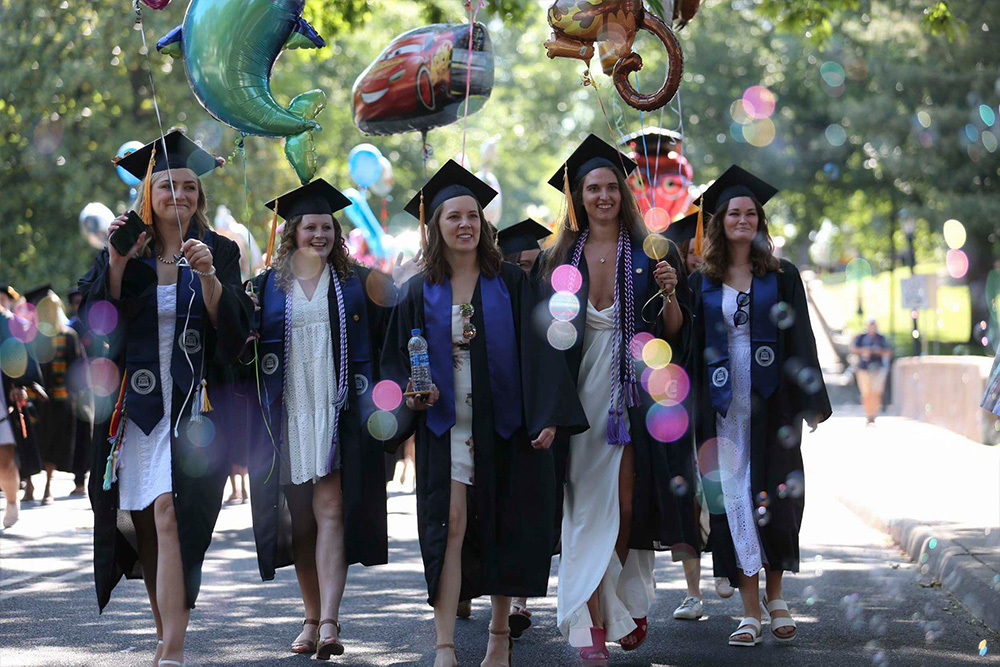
left=109, top=211, right=147, bottom=256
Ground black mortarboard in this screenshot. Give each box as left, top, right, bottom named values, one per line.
left=264, top=179, right=352, bottom=220
left=662, top=211, right=700, bottom=245
left=699, top=165, right=779, bottom=216
left=25, top=284, right=54, bottom=305
left=0, top=284, right=20, bottom=301
left=497, top=218, right=551, bottom=255
left=547, top=133, right=638, bottom=192
left=114, top=130, right=220, bottom=181
left=620, top=127, right=683, bottom=157
left=403, top=160, right=498, bottom=220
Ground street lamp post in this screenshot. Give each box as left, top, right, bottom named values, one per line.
left=900, top=209, right=921, bottom=355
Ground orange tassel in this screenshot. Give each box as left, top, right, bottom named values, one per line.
left=264, top=197, right=279, bottom=266
left=563, top=163, right=578, bottom=232
left=419, top=190, right=427, bottom=253
left=693, top=196, right=705, bottom=258
left=140, top=145, right=157, bottom=226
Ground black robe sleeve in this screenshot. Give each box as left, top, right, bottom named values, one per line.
left=780, top=260, right=832, bottom=425
left=379, top=275, right=423, bottom=451
left=209, top=235, right=253, bottom=364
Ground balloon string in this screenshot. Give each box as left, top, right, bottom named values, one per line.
left=460, top=0, right=483, bottom=162
left=636, top=77, right=656, bottom=210
left=238, top=135, right=256, bottom=282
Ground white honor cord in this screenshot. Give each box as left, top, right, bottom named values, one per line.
left=173, top=271, right=199, bottom=438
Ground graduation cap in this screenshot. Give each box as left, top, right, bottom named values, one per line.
left=619, top=127, right=683, bottom=157
left=113, top=130, right=220, bottom=181
left=497, top=218, right=551, bottom=255
left=689, top=166, right=779, bottom=258
left=547, top=134, right=637, bottom=232
left=403, top=160, right=498, bottom=249
left=0, top=284, right=20, bottom=302
left=263, top=179, right=352, bottom=265
left=662, top=211, right=700, bottom=246
left=24, top=284, right=54, bottom=305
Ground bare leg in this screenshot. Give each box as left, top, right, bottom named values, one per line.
left=732, top=571, right=761, bottom=643
left=286, top=482, right=320, bottom=648
left=152, top=493, right=190, bottom=663
left=764, top=569, right=795, bottom=638
left=313, top=472, right=347, bottom=645
left=132, top=506, right=164, bottom=666
left=227, top=468, right=241, bottom=503
left=683, top=557, right=702, bottom=598
left=433, top=480, right=467, bottom=667
left=42, top=463, right=55, bottom=502
left=615, top=444, right=635, bottom=565
left=0, top=445, right=20, bottom=527
left=482, top=595, right=511, bottom=667
left=239, top=468, right=249, bottom=499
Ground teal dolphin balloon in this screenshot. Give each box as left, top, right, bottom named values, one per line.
left=157, top=0, right=326, bottom=183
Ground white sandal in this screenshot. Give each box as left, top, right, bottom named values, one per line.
left=728, top=617, right=763, bottom=647
left=761, top=596, right=797, bottom=643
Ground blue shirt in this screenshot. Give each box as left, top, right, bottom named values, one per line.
left=853, top=332, right=890, bottom=370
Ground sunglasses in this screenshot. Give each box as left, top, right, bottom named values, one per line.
left=734, top=290, right=750, bottom=327
left=459, top=303, right=476, bottom=342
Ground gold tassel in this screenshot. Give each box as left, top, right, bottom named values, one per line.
left=264, top=197, right=279, bottom=266
left=201, top=379, right=213, bottom=414
left=693, top=196, right=705, bottom=258
left=140, top=145, right=157, bottom=226
left=419, top=190, right=427, bottom=253
left=563, top=163, right=578, bottom=232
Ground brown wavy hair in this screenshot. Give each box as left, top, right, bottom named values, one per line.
left=700, top=195, right=781, bottom=282
left=422, top=199, right=502, bottom=284
left=541, top=166, right=647, bottom=279
left=270, top=214, right=354, bottom=289
left=130, top=170, right=210, bottom=257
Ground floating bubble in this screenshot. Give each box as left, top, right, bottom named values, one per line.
left=756, top=506, right=771, bottom=526
left=729, top=99, right=752, bottom=125
left=642, top=339, right=672, bottom=369
left=770, top=302, right=796, bottom=329
left=785, top=470, right=804, bottom=498
left=803, top=585, right=817, bottom=605
left=32, top=335, right=57, bottom=364
left=928, top=538, right=938, bottom=550
left=917, top=110, right=932, bottom=128
left=981, top=104, right=997, bottom=127
left=646, top=403, right=688, bottom=442
left=366, top=272, right=399, bottom=308
left=822, top=162, right=841, bottom=179
left=642, top=233, right=670, bottom=261
left=647, top=364, right=690, bottom=406
left=87, top=358, right=121, bottom=398
left=965, top=123, right=980, bottom=143
left=644, top=207, right=671, bottom=233
left=845, top=257, right=872, bottom=282
left=797, top=367, right=823, bottom=394
left=551, top=264, right=583, bottom=294
left=367, top=410, right=398, bottom=441
left=980, top=640, right=988, bottom=656
left=291, top=248, right=324, bottom=281
left=777, top=424, right=800, bottom=449
left=825, top=124, right=848, bottom=147
left=0, top=338, right=28, bottom=379
left=777, top=482, right=788, bottom=499
left=178, top=448, right=210, bottom=478
left=186, top=416, right=216, bottom=448
left=742, top=86, right=776, bottom=119
left=983, top=131, right=999, bottom=153
left=372, top=380, right=403, bottom=411
left=820, top=61, right=846, bottom=87
left=547, top=320, right=577, bottom=350
left=9, top=303, right=38, bottom=343
left=743, top=118, right=776, bottom=148
left=756, top=490, right=770, bottom=508
left=946, top=249, right=969, bottom=279
left=669, top=475, right=689, bottom=496
left=630, top=332, right=654, bottom=360
left=549, top=291, right=580, bottom=322
left=88, top=300, right=118, bottom=336
left=729, top=122, right=747, bottom=143
left=943, top=219, right=966, bottom=249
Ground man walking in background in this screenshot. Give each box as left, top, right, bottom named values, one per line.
left=852, top=317, right=893, bottom=425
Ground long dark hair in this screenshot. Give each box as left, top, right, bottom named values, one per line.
left=271, top=214, right=354, bottom=289
left=422, top=199, right=503, bottom=284
left=701, top=195, right=781, bottom=281
left=541, top=166, right=647, bottom=279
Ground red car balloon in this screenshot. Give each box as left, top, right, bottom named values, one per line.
left=352, top=23, right=494, bottom=136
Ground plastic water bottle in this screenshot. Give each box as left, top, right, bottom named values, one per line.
left=408, top=328, right=433, bottom=393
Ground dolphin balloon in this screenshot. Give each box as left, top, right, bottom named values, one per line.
left=157, top=0, right=327, bottom=183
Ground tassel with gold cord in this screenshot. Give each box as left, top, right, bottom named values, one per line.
left=140, top=145, right=157, bottom=227
left=693, top=196, right=705, bottom=258
left=419, top=190, right=427, bottom=253
left=563, top=163, right=579, bottom=232
left=264, top=197, right=279, bottom=267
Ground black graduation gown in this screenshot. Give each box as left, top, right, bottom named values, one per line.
left=245, top=265, right=393, bottom=581
left=35, top=327, right=83, bottom=472
left=69, top=316, right=95, bottom=483
left=381, top=263, right=587, bottom=604
left=1, top=309, right=44, bottom=476
left=78, top=233, right=252, bottom=611
left=690, top=259, right=832, bottom=585
left=536, top=237, right=702, bottom=556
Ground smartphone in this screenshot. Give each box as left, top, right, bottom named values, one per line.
left=109, top=211, right=148, bottom=256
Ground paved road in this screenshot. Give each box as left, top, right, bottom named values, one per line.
left=2, top=416, right=998, bottom=666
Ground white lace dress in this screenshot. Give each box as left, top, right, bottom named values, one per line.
left=716, top=284, right=764, bottom=577
left=118, top=285, right=175, bottom=511
left=281, top=270, right=340, bottom=486
left=450, top=305, right=475, bottom=485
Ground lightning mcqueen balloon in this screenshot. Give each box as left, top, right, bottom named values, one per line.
left=352, top=23, right=494, bottom=136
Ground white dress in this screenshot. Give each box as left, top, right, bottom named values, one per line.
left=716, top=284, right=764, bottom=577
left=557, top=301, right=656, bottom=646
left=281, top=270, right=339, bottom=486
left=118, top=285, right=175, bottom=511
left=450, top=305, right=475, bottom=485
left=0, top=382, right=16, bottom=446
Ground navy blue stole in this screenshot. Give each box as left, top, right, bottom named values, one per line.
left=423, top=274, right=523, bottom=439
left=701, top=271, right=779, bottom=417
left=258, top=271, right=286, bottom=408
left=125, top=234, right=213, bottom=435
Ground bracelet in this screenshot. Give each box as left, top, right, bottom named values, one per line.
left=191, top=265, right=216, bottom=278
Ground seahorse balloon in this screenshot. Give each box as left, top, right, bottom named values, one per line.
left=157, top=0, right=327, bottom=183
left=545, top=0, right=683, bottom=112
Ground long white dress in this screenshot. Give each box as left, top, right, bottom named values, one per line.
left=450, top=305, right=475, bottom=485
left=281, top=270, right=339, bottom=486
left=557, top=301, right=656, bottom=646
left=118, top=285, right=175, bottom=511
left=716, top=284, right=764, bottom=577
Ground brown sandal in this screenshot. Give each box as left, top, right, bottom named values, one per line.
left=483, top=628, right=512, bottom=667
left=316, top=619, right=343, bottom=659
left=291, top=619, right=318, bottom=654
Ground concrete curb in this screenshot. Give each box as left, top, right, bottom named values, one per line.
left=838, top=495, right=1000, bottom=633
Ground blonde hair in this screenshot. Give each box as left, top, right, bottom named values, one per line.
left=130, top=170, right=210, bottom=257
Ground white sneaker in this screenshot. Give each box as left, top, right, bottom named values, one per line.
left=3, top=498, right=19, bottom=529
left=673, top=596, right=703, bottom=620
left=715, top=577, right=735, bottom=598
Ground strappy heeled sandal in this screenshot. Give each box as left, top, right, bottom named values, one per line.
left=316, top=619, right=343, bottom=660
left=291, top=618, right=319, bottom=654
left=508, top=604, right=532, bottom=639
left=482, top=628, right=512, bottom=667
left=579, top=627, right=609, bottom=663
left=620, top=616, right=648, bottom=652
left=762, top=596, right=797, bottom=643
left=728, top=616, right=763, bottom=647
left=435, top=642, right=458, bottom=667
